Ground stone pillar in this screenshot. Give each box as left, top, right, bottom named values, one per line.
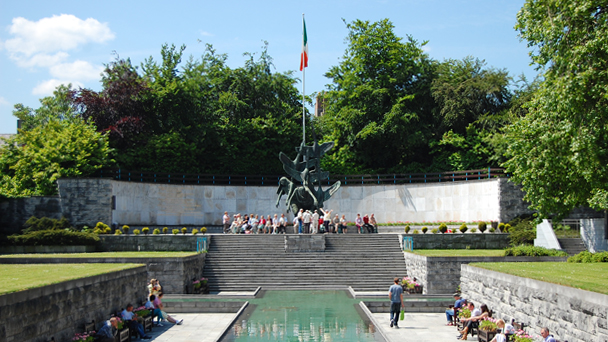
left=57, top=178, right=113, bottom=227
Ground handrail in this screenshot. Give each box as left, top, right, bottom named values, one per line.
left=92, top=167, right=508, bottom=186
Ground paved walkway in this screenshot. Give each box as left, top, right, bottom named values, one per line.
left=144, top=313, right=234, bottom=342
left=372, top=312, right=458, bottom=342
left=142, top=312, right=457, bottom=342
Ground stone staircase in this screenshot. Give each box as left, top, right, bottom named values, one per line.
left=558, top=238, right=587, bottom=255
left=202, top=234, right=408, bottom=292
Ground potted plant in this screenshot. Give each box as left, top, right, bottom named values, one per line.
left=192, top=228, right=199, bottom=235
left=459, top=223, right=468, bottom=234
left=153, top=228, right=161, bottom=235
left=71, top=332, right=95, bottom=342
left=421, top=226, right=428, bottom=234
left=478, top=222, right=487, bottom=233
left=404, top=225, right=410, bottom=233
left=512, top=330, right=534, bottom=342
left=201, top=227, right=207, bottom=234
left=478, top=318, right=498, bottom=342
left=142, top=227, right=150, bottom=235
left=133, top=229, right=141, bottom=235
left=438, top=223, right=448, bottom=234
left=172, top=229, right=179, bottom=235
left=122, top=225, right=130, bottom=234
left=181, top=227, right=187, bottom=235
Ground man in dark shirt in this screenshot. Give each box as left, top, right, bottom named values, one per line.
left=446, top=293, right=466, bottom=325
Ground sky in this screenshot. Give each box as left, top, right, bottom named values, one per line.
left=0, top=0, right=538, bottom=134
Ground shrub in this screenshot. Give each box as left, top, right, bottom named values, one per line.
left=498, top=223, right=506, bottom=232
left=95, top=221, right=110, bottom=232
left=8, top=230, right=100, bottom=246
left=162, top=227, right=168, bottom=234
left=133, top=229, right=141, bottom=235
left=504, top=224, right=512, bottom=232
left=478, top=222, right=487, bottom=233
left=122, top=225, right=130, bottom=233
left=172, top=229, right=179, bottom=235
left=192, top=229, right=199, bottom=235
left=459, top=223, right=468, bottom=234
left=504, top=245, right=568, bottom=257
left=153, top=228, right=160, bottom=235
left=114, top=230, right=122, bottom=235
left=404, top=225, right=411, bottom=233
left=23, top=216, right=72, bottom=233
left=508, top=216, right=535, bottom=246
left=182, top=227, right=188, bottom=234
left=431, top=228, right=439, bottom=234
left=470, top=228, right=477, bottom=233
left=421, top=227, right=428, bottom=234
left=489, top=227, right=495, bottom=233
left=568, top=251, right=608, bottom=263
left=104, top=227, right=112, bottom=234
left=201, top=227, right=207, bottom=234
left=93, top=228, right=104, bottom=234
left=412, top=229, right=419, bottom=234
left=142, top=227, right=150, bottom=235
left=438, top=223, right=448, bottom=234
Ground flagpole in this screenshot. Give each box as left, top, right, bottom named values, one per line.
left=302, top=13, right=306, bottom=145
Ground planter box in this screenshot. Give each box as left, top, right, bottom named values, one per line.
left=478, top=330, right=496, bottom=342
left=0, top=245, right=97, bottom=254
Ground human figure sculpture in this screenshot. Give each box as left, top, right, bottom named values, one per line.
left=276, top=133, right=341, bottom=213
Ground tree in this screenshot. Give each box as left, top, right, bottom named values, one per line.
left=504, top=1, right=608, bottom=218
left=320, top=19, right=436, bottom=174
left=0, top=119, right=113, bottom=197
left=12, top=84, right=79, bottom=131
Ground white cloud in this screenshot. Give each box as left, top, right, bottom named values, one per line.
left=5, top=14, right=114, bottom=57
left=422, top=45, right=432, bottom=52
left=0, top=97, right=9, bottom=106
left=32, top=79, right=83, bottom=96
left=50, top=60, right=104, bottom=81
left=14, top=52, right=69, bottom=68
left=200, top=30, right=214, bottom=37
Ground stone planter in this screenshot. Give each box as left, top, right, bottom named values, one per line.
left=478, top=329, right=496, bottom=342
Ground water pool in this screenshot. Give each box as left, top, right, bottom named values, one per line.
left=220, top=290, right=384, bottom=342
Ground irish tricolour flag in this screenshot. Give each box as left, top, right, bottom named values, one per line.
left=300, top=17, right=308, bottom=71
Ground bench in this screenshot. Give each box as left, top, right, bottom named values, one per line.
left=84, top=320, right=95, bottom=333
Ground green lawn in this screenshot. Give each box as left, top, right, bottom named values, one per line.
left=0, top=251, right=198, bottom=258
left=408, top=249, right=505, bottom=257
left=0, top=264, right=142, bottom=295
left=472, top=262, right=608, bottom=295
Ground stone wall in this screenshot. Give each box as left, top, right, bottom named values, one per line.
left=285, top=235, right=325, bottom=252
left=0, top=196, right=62, bottom=234
left=402, top=233, right=511, bottom=250
left=98, top=234, right=210, bottom=252
left=57, top=178, right=113, bottom=227
left=0, top=254, right=206, bottom=294
left=403, top=253, right=567, bottom=295
left=461, top=264, right=608, bottom=342
left=0, top=265, right=147, bottom=342
left=111, top=178, right=505, bottom=225
left=497, top=178, right=534, bottom=223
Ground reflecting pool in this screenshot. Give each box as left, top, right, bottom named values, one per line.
left=221, top=290, right=384, bottom=342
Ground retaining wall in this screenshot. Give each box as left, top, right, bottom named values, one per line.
left=0, top=253, right=206, bottom=294
left=461, top=264, right=608, bottom=342
left=0, top=196, right=62, bottom=235
left=402, top=232, right=510, bottom=250
left=98, top=234, right=210, bottom=252
left=0, top=265, right=147, bottom=342
left=0, top=177, right=545, bottom=230
left=403, top=253, right=567, bottom=295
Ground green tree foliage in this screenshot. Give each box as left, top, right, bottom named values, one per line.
left=12, top=84, right=80, bottom=131
left=504, top=1, right=608, bottom=218
left=0, top=119, right=112, bottom=197
left=320, top=19, right=435, bottom=173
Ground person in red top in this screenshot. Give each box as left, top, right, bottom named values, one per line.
left=363, top=214, right=374, bottom=233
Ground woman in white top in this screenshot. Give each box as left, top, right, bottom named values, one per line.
left=279, top=214, right=286, bottom=234
left=320, top=208, right=332, bottom=233
left=272, top=214, right=280, bottom=234
left=340, top=215, right=347, bottom=234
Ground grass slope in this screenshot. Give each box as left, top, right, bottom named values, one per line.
left=472, top=262, right=608, bottom=295
left=0, top=264, right=142, bottom=295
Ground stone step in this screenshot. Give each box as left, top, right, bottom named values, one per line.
left=557, top=238, right=586, bottom=255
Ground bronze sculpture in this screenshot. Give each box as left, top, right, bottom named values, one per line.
left=276, top=135, right=341, bottom=213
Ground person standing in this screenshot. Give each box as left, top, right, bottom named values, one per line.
left=222, top=211, right=230, bottom=234
left=388, top=277, right=404, bottom=328
left=320, top=208, right=332, bottom=233
left=303, top=210, right=312, bottom=234
left=311, top=210, right=319, bottom=234
left=297, top=209, right=304, bottom=233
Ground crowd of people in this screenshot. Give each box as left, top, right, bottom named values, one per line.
left=95, top=279, right=183, bottom=341
left=445, top=293, right=557, bottom=342
left=222, top=210, right=378, bottom=234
